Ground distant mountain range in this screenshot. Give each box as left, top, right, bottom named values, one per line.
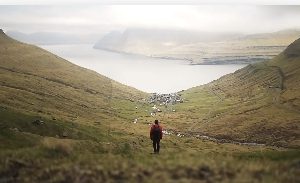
left=7, top=28, right=300, bottom=65
left=6, top=30, right=101, bottom=45
left=94, top=28, right=241, bottom=50
left=93, top=28, right=242, bottom=57
left=94, top=28, right=300, bottom=64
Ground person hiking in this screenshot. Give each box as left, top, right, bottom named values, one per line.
left=150, top=119, right=163, bottom=154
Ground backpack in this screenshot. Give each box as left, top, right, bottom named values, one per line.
left=152, top=125, right=161, bottom=139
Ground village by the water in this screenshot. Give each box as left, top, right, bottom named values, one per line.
left=149, top=93, right=183, bottom=113
left=134, top=93, right=183, bottom=120
left=148, top=93, right=183, bottom=111
left=132, top=93, right=185, bottom=136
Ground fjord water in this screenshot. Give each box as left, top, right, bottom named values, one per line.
left=41, top=44, right=246, bottom=93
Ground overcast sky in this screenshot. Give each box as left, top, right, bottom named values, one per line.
left=1, top=5, right=300, bottom=35
left=1, top=0, right=300, bottom=5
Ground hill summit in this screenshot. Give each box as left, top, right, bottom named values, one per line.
left=284, top=38, right=300, bottom=57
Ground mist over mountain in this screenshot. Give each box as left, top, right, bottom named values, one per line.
left=94, top=28, right=241, bottom=53
left=94, top=28, right=300, bottom=64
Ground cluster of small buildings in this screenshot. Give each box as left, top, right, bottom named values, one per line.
left=148, top=93, right=183, bottom=105
left=132, top=93, right=183, bottom=123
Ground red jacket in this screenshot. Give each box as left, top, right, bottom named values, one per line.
left=150, top=124, right=163, bottom=140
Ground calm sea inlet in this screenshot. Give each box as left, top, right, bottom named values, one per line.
left=41, top=44, right=246, bottom=93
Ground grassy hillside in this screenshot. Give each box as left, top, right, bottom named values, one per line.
left=0, top=29, right=149, bottom=180
left=167, top=38, right=300, bottom=148
left=0, top=29, right=148, bottom=123
left=0, top=30, right=299, bottom=182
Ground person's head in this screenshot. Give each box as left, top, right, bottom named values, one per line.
left=154, top=119, right=159, bottom=124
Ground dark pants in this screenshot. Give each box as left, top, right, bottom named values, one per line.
left=152, top=138, right=160, bottom=153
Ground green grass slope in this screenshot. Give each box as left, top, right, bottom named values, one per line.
left=173, top=38, right=300, bottom=148
left=0, top=29, right=299, bottom=183
left=0, top=29, right=148, bottom=124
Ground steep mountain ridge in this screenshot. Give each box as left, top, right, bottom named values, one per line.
left=0, top=30, right=147, bottom=124
left=174, top=38, right=300, bottom=148
left=284, top=37, right=300, bottom=57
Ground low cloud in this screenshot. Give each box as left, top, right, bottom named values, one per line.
left=0, top=5, right=300, bottom=35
